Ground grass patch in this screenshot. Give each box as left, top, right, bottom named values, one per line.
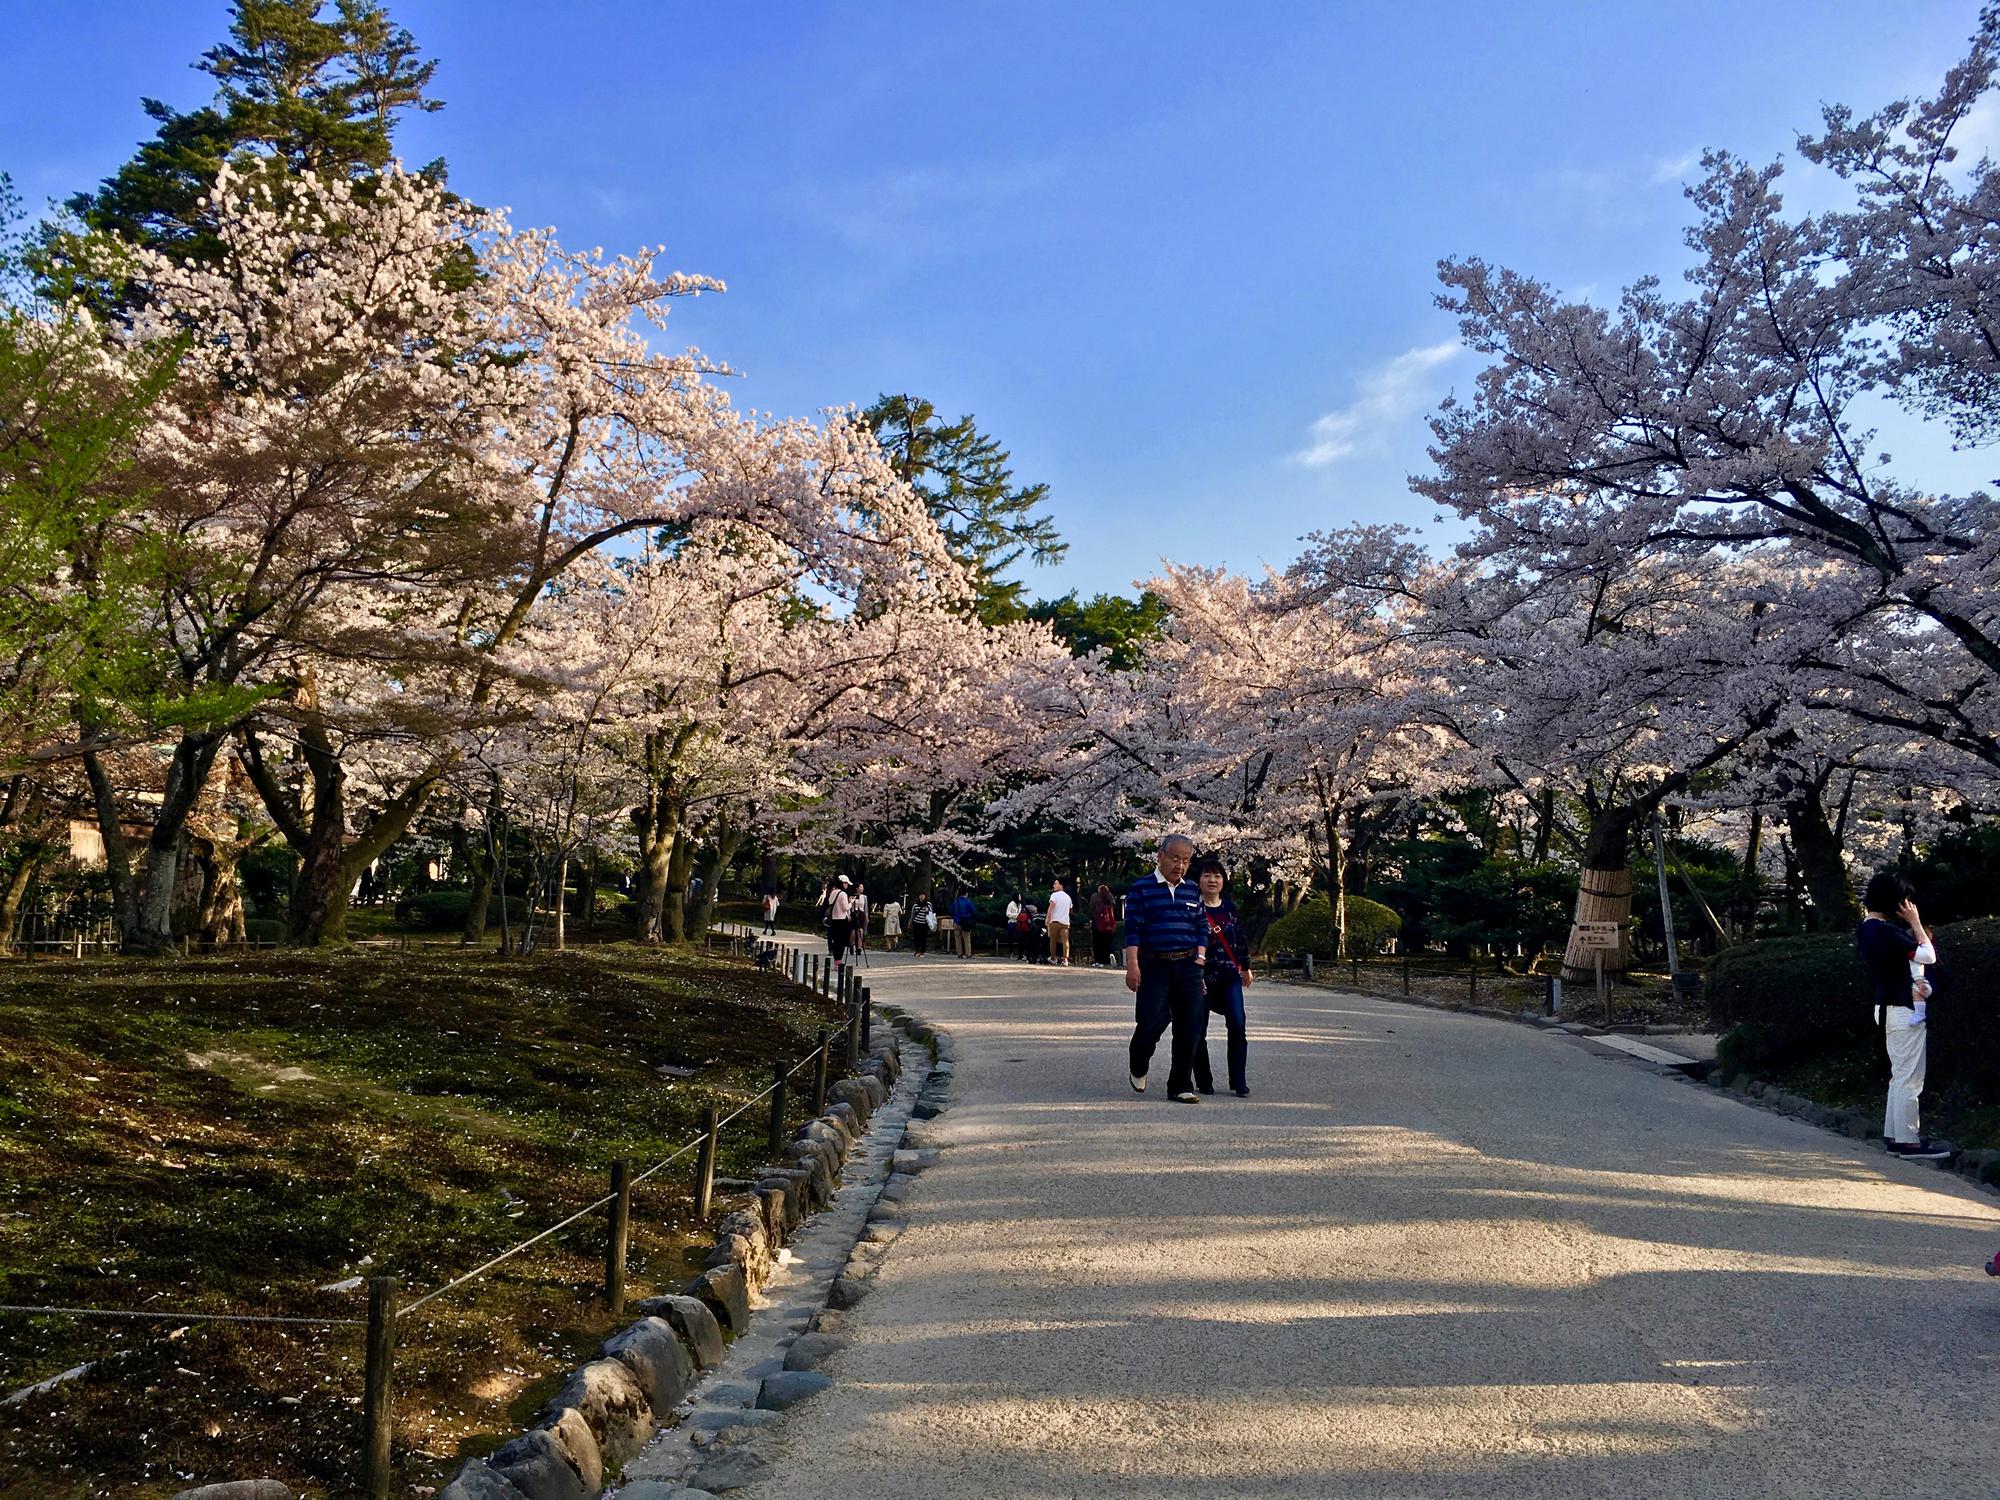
left=0, top=944, right=843, bottom=1498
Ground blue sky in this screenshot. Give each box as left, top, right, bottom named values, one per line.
left=5, top=1, right=1995, bottom=599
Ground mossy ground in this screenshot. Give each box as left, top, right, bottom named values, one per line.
left=0, top=942, right=842, bottom=1498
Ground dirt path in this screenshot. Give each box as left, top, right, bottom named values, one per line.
left=735, top=947, right=2000, bottom=1498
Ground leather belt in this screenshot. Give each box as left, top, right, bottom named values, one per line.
left=1141, top=948, right=1197, bottom=961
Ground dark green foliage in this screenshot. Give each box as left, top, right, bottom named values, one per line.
left=49, top=0, right=443, bottom=308
left=863, top=393, right=1063, bottom=622
left=1629, top=834, right=1740, bottom=953
left=1261, top=894, right=1401, bottom=958
left=1366, top=838, right=1572, bottom=956
left=394, top=887, right=470, bottom=929
left=1028, top=589, right=1169, bottom=669
left=1704, top=919, right=2000, bottom=1110
left=1904, top=821, right=2000, bottom=925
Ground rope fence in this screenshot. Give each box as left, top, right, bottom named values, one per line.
left=1, top=925, right=880, bottom=1500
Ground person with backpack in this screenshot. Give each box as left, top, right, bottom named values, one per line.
left=1188, top=853, right=1253, bottom=1097
left=1090, top=882, right=1118, bottom=966
left=949, top=890, right=977, bottom=957
left=1856, top=870, right=1949, bottom=1160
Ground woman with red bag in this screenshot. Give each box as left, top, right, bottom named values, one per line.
left=1188, top=854, right=1253, bottom=1097
left=1089, top=883, right=1118, bottom=967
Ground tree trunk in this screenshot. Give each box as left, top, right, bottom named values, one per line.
left=1736, top=804, right=1765, bottom=939
left=82, top=749, right=138, bottom=939
left=0, top=850, right=42, bottom=953
left=195, top=835, right=249, bottom=944
left=576, top=855, right=597, bottom=940
left=688, top=826, right=745, bottom=940
left=1531, top=786, right=1557, bottom=865
left=664, top=832, right=696, bottom=944
left=460, top=779, right=501, bottom=944
left=124, top=733, right=224, bottom=953
left=634, top=789, right=678, bottom=944
left=1561, top=804, right=1636, bottom=982
left=1784, top=789, right=1857, bottom=931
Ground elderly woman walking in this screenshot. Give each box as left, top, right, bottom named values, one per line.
left=1189, top=853, right=1254, bottom=1097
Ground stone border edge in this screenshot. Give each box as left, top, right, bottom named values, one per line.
left=431, top=1027, right=915, bottom=1500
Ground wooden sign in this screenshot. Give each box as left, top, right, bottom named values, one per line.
left=1574, top=921, right=1622, bottom=950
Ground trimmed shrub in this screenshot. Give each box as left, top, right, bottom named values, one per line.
left=395, top=889, right=471, bottom=931
left=243, top=917, right=285, bottom=945
left=1704, top=918, right=2000, bottom=1101
left=1261, top=894, right=1402, bottom=958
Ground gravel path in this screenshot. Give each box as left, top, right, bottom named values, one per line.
left=738, top=949, right=2000, bottom=1499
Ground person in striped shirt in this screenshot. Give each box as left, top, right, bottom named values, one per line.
left=1124, top=834, right=1209, bottom=1103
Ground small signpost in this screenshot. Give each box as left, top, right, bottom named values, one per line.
left=1575, top=921, right=1621, bottom=1024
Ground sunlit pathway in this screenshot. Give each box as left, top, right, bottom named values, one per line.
left=736, top=945, right=2000, bottom=1499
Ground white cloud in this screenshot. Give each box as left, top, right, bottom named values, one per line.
left=1294, top=342, right=1459, bottom=467
left=1649, top=149, right=1703, bottom=185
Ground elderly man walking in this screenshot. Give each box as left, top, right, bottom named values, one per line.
left=1124, top=835, right=1208, bottom=1103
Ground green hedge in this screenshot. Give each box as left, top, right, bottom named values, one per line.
left=395, top=889, right=471, bottom=931
left=1705, top=918, right=2000, bottom=1101
left=1261, top=894, right=1402, bottom=958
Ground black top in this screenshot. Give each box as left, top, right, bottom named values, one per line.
left=1856, top=917, right=1917, bottom=1009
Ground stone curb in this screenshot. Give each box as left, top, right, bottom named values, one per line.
left=1273, top=973, right=1999, bottom=1195
left=1697, top=1068, right=2000, bottom=1194
left=436, top=1016, right=913, bottom=1500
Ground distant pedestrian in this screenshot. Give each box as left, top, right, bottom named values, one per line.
left=881, top=896, right=903, bottom=951
left=1189, top=854, right=1253, bottom=1097
left=1858, top=871, right=1949, bottom=1159
left=1124, top=835, right=1208, bottom=1103
left=1014, top=900, right=1035, bottom=960
left=825, top=874, right=853, bottom=967
left=1047, top=876, right=1074, bottom=965
left=850, top=882, right=869, bottom=954
left=1090, top=883, right=1118, bottom=966
left=761, top=890, right=779, bottom=935
left=950, top=890, right=977, bottom=957
left=908, top=892, right=935, bottom=956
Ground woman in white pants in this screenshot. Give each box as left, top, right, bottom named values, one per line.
left=1856, top=871, right=1948, bottom=1160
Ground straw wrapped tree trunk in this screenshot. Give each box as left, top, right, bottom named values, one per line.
left=1561, top=804, right=1637, bottom=983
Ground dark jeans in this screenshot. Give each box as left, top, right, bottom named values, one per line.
left=910, top=922, right=930, bottom=955
left=1193, top=970, right=1247, bottom=1094
left=1091, top=927, right=1115, bottom=965
left=1129, top=954, right=1207, bottom=1095
left=826, top=920, right=848, bottom=964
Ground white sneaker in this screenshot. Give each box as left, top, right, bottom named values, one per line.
left=1129, top=1072, right=1146, bottom=1094
left=1173, top=1091, right=1201, bottom=1104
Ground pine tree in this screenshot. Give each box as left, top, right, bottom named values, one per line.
left=65, top=0, right=442, bottom=263
left=864, top=393, right=1065, bottom=622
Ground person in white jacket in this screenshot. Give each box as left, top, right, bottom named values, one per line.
left=1857, top=870, right=1947, bottom=1160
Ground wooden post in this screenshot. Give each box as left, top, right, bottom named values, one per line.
left=73, top=931, right=84, bottom=960
left=1351, top=958, right=1360, bottom=988
left=812, top=1029, right=831, bottom=1115
left=861, top=987, right=872, bottom=1050
left=361, top=1275, right=398, bottom=1500
left=693, top=1106, right=718, bottom=1220
left=605, top=1159, right=631, bottom=1314
left=1402, top=958, right=1411, bottom=995
left=847, top=991, right=862, bottom=1067
left=769, top=1056, right=790, bottom=1156
left=1468, top=957, right=1478, bottom=1004
left=1597, top=948, right=1609, bottom=1026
